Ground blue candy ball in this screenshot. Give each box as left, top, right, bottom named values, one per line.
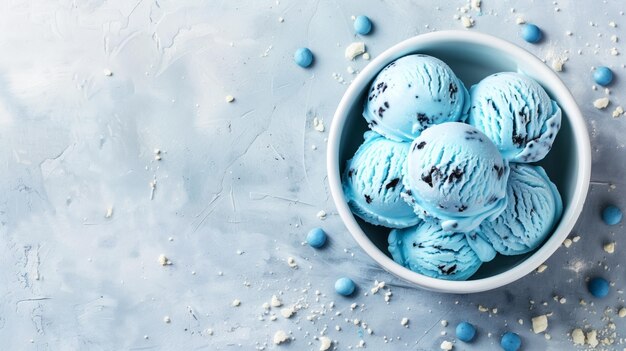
left=456, top=321, right=476, bottom=342
left=521, top=23, right=542, bottom=43
left=500, top=332, right=522, bottom=351
left=294, top=47, right=314, bottom=68
left=354, top=15, right=372, bottom=35
left=588, top=277, right=610, bottom=298
left=594, top=66, right=614, bottom=86
left=306, top=227, right=327, bottom=248
left=335, top=277, right=356, bottom=296
left=602, top=205, right=622, bottom=225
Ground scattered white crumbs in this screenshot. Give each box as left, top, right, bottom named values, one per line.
left=440, top=340, right=454, bottom=350
left=537, top=264, right=548, bottom=273
left=563, top=238, right=573, bottom=248
left=225, top=95, right=235, bottom=103
left=105, top=206, right=113, bottom=218
left=232, top=299, right=241, bottom=307
left=287, top=257, right=298, bottom=268
left=532, top=315, right=548, bottom=333
left=313, top=117, right=325, bottom=132
left=163, top=316, right=171, bottom=323
left=319, top=336, right=332, bottom=351
left=273, top=330, right=290, bottom=345
left=271, top=295, right=282, bottom=307
left=371, top=280, right=386, bottom=294
left=612, top=106, right=624, bottom=118
left=604, top=242, right=615, bottom=254
left=345, top=42, right=366, bottom=60
left=618, top=308, right=626, bottom=318
left=316, top=210, right=327, bottom=220
left=594, top=97, right=610, bottom=109
left=401, top=317, right=409, bottom=327
left=461, top=16, right=474, bottom=28
left=158, top=254, right=172, bottom=266
left=103, top=69, right=113, bottom=76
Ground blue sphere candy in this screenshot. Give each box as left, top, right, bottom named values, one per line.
left=500, top=332, right=522, bottom=351
left=602, top=205, right=622, bottom=225
left=521, top=23, right=542, bottom=43
left=588, top=277, right=610, bottom=298
left=294, top=47, right=314, bottom=68
left=335, top=277, right=356, bottom=296
left=456, top=322, right=476, bottom=342
left=594, top=66, right=614, bottom=86
left=306, top=227, right=327, bottom=248
left=354, top=15, right=372, bottom=35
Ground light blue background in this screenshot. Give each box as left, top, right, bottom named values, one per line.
left=1, top=0, right=625, bottom=350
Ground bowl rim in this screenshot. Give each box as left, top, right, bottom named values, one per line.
left=326, top=30, right=592, bottom=293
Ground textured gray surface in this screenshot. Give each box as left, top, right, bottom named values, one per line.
left=2, top=0, right=626, bottom=350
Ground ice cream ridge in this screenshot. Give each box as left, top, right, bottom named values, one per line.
left=342, top=54, right=562, bottom=280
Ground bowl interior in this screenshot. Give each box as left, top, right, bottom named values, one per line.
left=338, top=41, right=579, bottom=280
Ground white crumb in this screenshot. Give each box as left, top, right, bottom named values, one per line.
left=618, top=307, right=626, bottom=318
left=516, top=17, right=526, bottom=25
left=461, top=16, right=474, bottom=28
left=518, top=319, right=524, bottom=325
left=313, top=117, right=325, bottom=132
left=563, top=238, right=573, bottom=248
left=572, top=236, right=581, bottom=242
left=345, top=42, right=366, bottom=60
left=604, top=242, right=615, bottom=253
left=537, top=264, right=548, bottom=273
left=319, top=336, right=332, bottom=351
left=441, top=320, right=448, bottom=327
left=609, top=21, right=617, bottom=27
left=532, top=315, right=548, bottom=333
left=470, top=0, right=481, bottom=11
left=158, top=254, right=172, bottom=266
left=566, top=30, right=573, bottom=36
left=105, top=206, right=113, bottom=218
left=362, top=52, right=371, bottom=60
left=611, top=35, right=619, bottom=43
left=612, top=106, right=624, bottom=117
left=401, top=317, right=409, bottom=327
left=278, top=17, right=284, bottom=23
left=271, top=295, right=283, bottom=307
left=225, top=95, right=235, bottom=103
left=273, top=330, right=290, bottom=345
left=317, top=210, right=327, bottom=220
left=262, top=302, right=270, bottom=310
left=594, top=97, right=610, bottom=109
left=232, top=299, right=241, bottom=307
left=478, top=305, right=489, bottom=312
left=572, top=328, right=585, bottom=345
left=440, top=340, right=454, bottom=350
left=281, top=306, right=295, bottom=318
left=587, top=330, right=599, bottom=347
left=287, top=257, right=298, bottom=268
left=103, top=69, right=113, bottom=76
left=610, top=47, right=620, bottom=56
left=163, top=316, right=171, bottom=323
left=552, top=58, right=565, bottom=72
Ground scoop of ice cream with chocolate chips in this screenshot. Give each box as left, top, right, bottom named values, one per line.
left=342, top=131, right=419, bottom=228
left=468, top=72, right=561, bottom=163
left=363, top=54, right=470, bottom=141
left=388, top=220, right=483, bottom=281
left=402, top=122, right=509, bottom=233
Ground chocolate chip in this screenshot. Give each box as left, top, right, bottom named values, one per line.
left=458, top=205, right=467, bottom=212
left=364, top=194, right=372, bottom=204
left=494, top=165, right=504, bottom=179
left=416, top=113, right=429, bottom=124
left=415, top=141, right=426, bottom=150
left=449, top=82, right=458, bottom=99
left=447, top=167, right=464, bottom=183
left=384, top=101, right=390, bottom=108
left=385, top=178, right=400, bottom=190
left=377, top=107, right=385, bottom=118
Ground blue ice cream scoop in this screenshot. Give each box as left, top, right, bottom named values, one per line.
left=468, top=72, right=562, bottom=163
left=342, top=131, right=419, bottom=228
left=363, top=54, right=470, bottom=141
left=478, top=164, right=562, bottom=255
left=388, top=220, right=482, bottom=281
left=402, top=122, right=509, bottom=233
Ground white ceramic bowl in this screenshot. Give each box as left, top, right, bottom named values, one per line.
left=327, top=31, right=591, bottom=293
